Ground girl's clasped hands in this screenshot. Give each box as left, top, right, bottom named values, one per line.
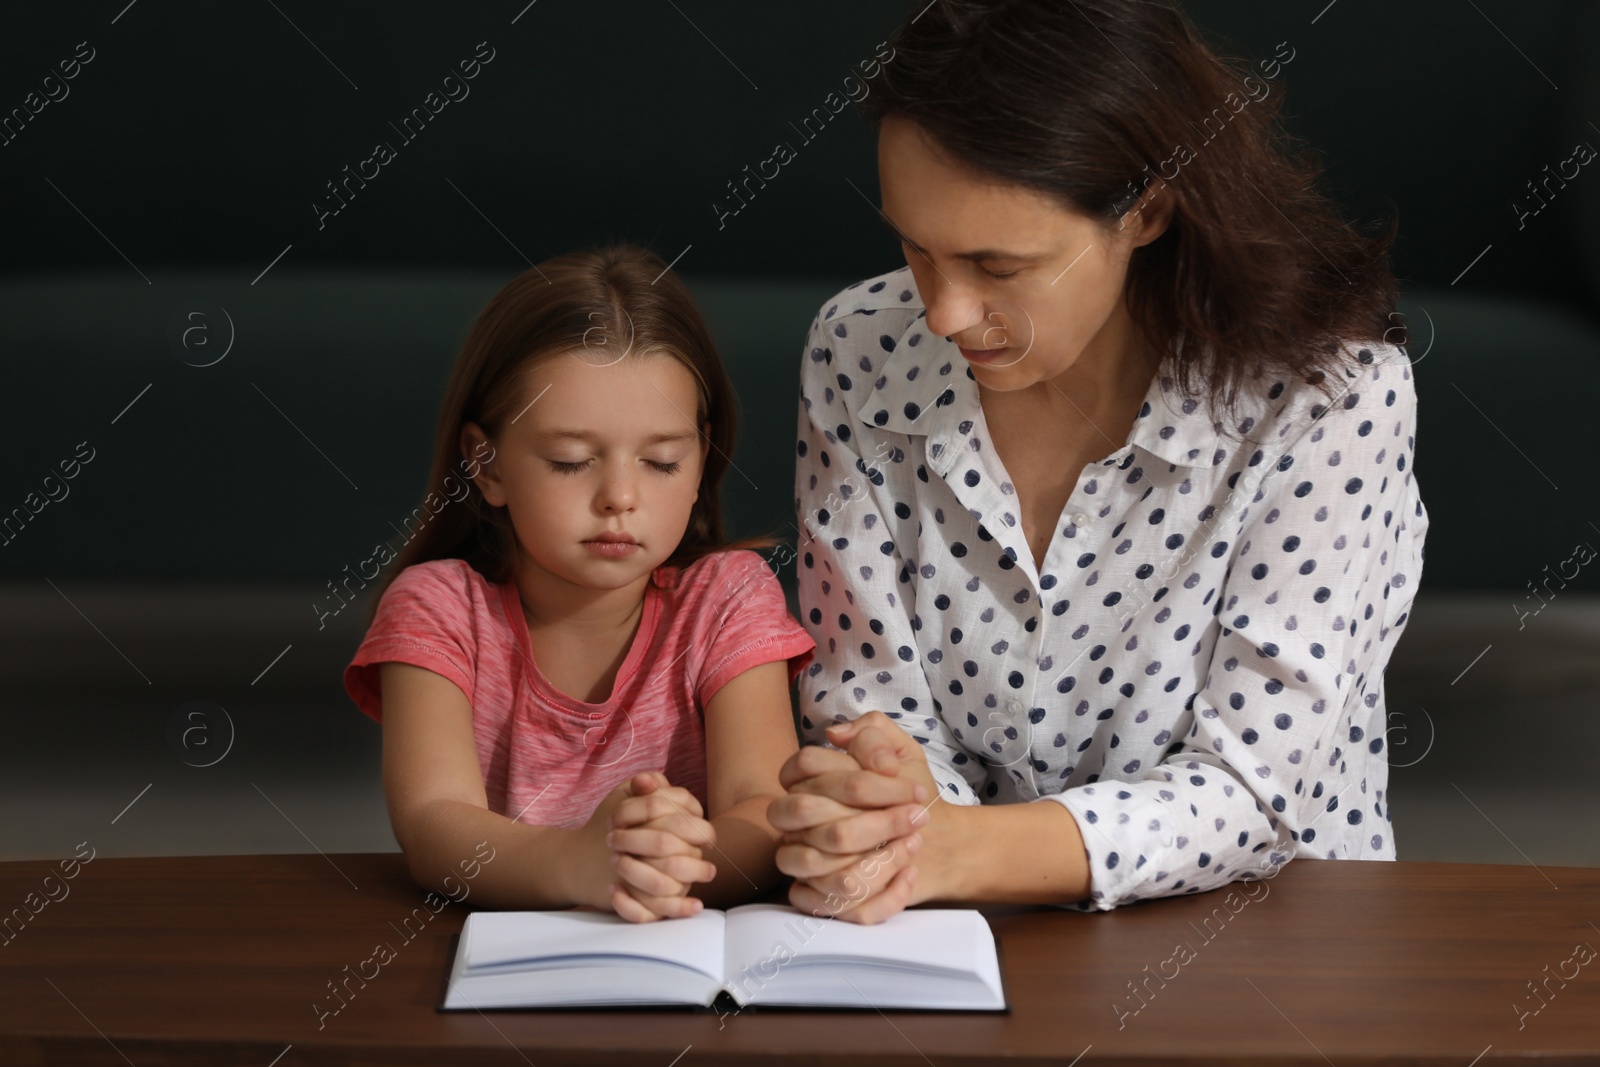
left=585, top=771, right=718, bottom=922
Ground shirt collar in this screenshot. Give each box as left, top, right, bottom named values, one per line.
left=854, top=298, right=1219, bottom=470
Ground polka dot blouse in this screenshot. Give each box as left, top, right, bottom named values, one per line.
left=791, top=265, right=1429, bottom=910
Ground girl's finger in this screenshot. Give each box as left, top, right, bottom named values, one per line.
left=613, top=851, right=693, bottom=898
left=653, top=785, right=705, bottom=820
left=610, top=882, right=665, bottom=924
left=619, top=886, right=706, bottom=921
left=608, top=825, right=710, bottom=857
left=629, top=850, right=717, bottom=886
left=647, top=813, right=716, bottom=849
left=610, top=789, right=705, bottom=830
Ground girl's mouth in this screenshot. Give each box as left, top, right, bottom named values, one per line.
left=582, top=540, right=640, bottom=557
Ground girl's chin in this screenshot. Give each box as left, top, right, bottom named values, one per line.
left=513, top=549, right=661, bottom=591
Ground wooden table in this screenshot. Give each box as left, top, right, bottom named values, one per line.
left=1, top=851, right=1596, bottom=1065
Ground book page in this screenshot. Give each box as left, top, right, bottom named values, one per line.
left=720, top=903, right=1005, bottom=1008
left=461, top=908, right=726, bottom=979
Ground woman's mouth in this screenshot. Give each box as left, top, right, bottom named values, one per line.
left=958, top=344, right=1012, bottom=364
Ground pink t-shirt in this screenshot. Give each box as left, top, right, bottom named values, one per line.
left=344, top=550, right=816, bottom=829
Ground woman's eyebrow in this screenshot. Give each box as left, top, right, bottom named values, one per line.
left=878, top=210, right=1049, bottom=263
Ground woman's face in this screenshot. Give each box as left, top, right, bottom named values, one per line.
left=876, top=115, right=1171, bottom=393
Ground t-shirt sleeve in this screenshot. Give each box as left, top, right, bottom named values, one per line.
left=343, top=560, right=480, bottom=723
left=695, top=550, right=818, bottom=708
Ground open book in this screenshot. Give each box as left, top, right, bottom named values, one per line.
left=439, top=903, right=1007, bottom=1011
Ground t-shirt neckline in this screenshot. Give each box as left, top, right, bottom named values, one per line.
left=499, top=568, right=668, bottom=715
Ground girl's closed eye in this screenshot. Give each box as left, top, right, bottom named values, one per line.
left=547, top=458, right=683, bottom=475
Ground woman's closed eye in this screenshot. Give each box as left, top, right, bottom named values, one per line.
left=898, top=237, right=1019, bottom=280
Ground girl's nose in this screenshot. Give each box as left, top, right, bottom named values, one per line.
left=596, top=462, right=638, bottom=512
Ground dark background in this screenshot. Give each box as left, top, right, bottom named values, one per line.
left=1, top=1, right=1597, bottom=870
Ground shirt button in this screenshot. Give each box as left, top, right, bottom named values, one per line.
left=1071, top=512, right=1090, bottom=527
left=1006, top=698, right=1024, bottom=714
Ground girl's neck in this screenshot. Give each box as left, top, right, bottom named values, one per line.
left=512, top=564, right=652, bottom=636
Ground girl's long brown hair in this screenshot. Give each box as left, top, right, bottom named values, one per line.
left=862, top=0, right=1406, bottom=428
left=372, top=243, right=783, bottom=611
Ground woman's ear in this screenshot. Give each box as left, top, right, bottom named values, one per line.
left=460, top=422, right=507, bottom=507
left=1120, top=183, right=1176, bottom=247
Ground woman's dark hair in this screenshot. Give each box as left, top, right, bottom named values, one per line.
left=371, top=243, right=783, bottom=611
left=861, top=0, right=1405, bottom=428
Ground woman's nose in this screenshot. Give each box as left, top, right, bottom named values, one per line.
left=920, top=282, right=986, bottom=344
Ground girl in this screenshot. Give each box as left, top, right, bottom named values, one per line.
left=345, top=244, right=817, bottom=923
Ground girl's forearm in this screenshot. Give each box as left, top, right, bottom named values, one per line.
left=399, top=797, right=596, bottom=910
left=695, top=794, right=787, bottom=910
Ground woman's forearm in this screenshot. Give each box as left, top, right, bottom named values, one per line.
left=696, top=793, right=787, bottom=910
left=399, top=797, right=596, bottom=910
left=925, top=797, right=1093, bottom=906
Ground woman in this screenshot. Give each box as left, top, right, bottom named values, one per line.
left=766, top=0, right=1428, bottom=922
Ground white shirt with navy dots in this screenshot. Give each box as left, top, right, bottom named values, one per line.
left=792, top=265, right=1429, bottom=910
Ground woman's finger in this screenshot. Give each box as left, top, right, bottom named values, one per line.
left=786, top=856, right=918, bottom=926
left=766, top=789, right=862, bottom=835
left=775, top=839, right=877, bottom=880
left=777, top=742, right=867, bottom=791
left=830, top=866, right=920, bottom=926
left=787, top=766, right=927, bottom=809
left=826, top=711, right=918, bottom=767
left=768, top=780, right=925, bottom=837
left=773, top=771, right=924, bottom=830
left=776, top=831, right=919, bottom=882
left=783, top=802, right=928, bottom=855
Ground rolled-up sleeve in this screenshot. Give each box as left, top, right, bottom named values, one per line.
left=1044, top=350, right=1428, bottom=908
left=792, top=314, right=989, bottom=804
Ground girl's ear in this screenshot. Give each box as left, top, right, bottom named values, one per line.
left=460, top=422, right=507, bottom=507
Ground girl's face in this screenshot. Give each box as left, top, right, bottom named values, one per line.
left=462, top=351, right=711, bottom=595
left=875, top=114, right=1173, bottom=394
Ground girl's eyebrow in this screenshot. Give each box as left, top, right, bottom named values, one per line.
left=878, top=210, right=1048, bottom=263
left=534, top=429, right=699, bottom=445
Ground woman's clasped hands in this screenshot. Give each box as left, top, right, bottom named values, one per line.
left=581, top=771, right=717, bottom=922
left=767, top=710, right=949, bottom=925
